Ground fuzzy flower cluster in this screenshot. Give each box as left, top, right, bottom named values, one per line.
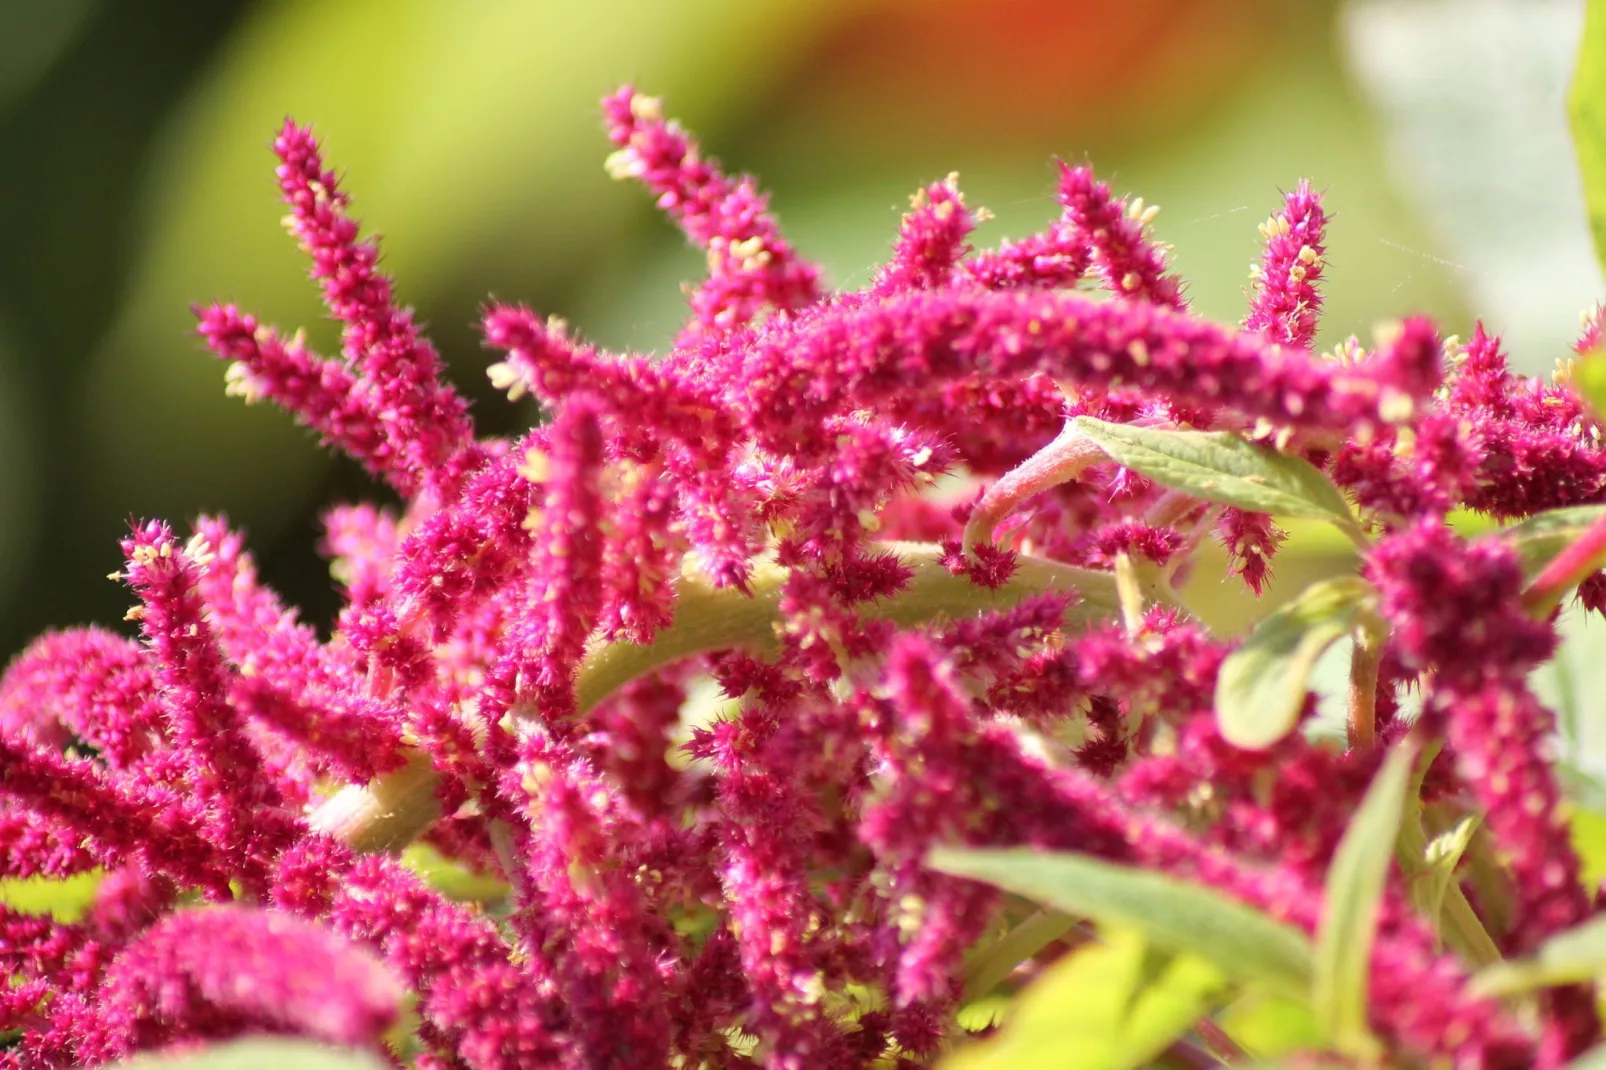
left=3, top=87, right=1606, bottom=1070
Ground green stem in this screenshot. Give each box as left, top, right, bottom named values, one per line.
left=961, top=909, right=1077, bottom=1002
left=314, top=542, right=1146, bottom=853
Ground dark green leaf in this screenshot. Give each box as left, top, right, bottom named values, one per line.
left=1314, top=739, right=1418, bottom=1059
left=1214, top=577, right=1372, bottom=750
left=1071, top=418, right=1358, bottom=531
left=929, top=847, right=1313, bottom=989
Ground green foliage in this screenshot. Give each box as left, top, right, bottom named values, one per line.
left=1213, top=576, right=1373, bottom=749
left=1499, top=506, right=1606, bottom=576
left=928, top=847, right=1313, bottom=989
left=1313, top=739, right=1417, bottom=1059
left=1570, top=0, right=1606, bottom=274
left=1070, top=418, right=1359, bottom=535
left=1472, top=914, right=1606, bottom=996
left=941, top=927, right=1225, bottom=1070
left=0, top=871, right=103, bottom=922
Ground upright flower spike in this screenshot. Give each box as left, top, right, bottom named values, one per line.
left=120, top=521, right=287, bottom=855
left=602, top=87, right=822, bottom=339
left=873, top=175, right=977, bottom=294
left=1057, top=161, right=1184, bottom=308
left=488, top=396, right=609, bottom=729
left=1244, top=180, right=1327, bottom=349
left=200, top=122, right=479, bottom=499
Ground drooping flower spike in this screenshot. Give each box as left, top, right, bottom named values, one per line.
left=2, top=85, right=1605, bottom=1070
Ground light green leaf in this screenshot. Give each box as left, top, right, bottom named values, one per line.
left=106, top=1037, right=388, bottom=1070
left=1471, top=913, right=1606, bottom=996
left=941, top=927, right=1225, bottom=1070
left=1499, top=506, right=1606, bottom=578
left=1214, top=577, right=1373, bottom=750
left=1313, top=738, right=1418, bottom=1059
left=1071, top=417, right=1358, bottom=532
left=1571, top=0, right=1606, bottom=275
left=1215, top=993, right=1325, bottom=1063
left=0, top=870, right=103, bottom=923
left=1405, top=815, right=1480, bottom=931
left=1576, top=353, right=1606, bottom=418
left=929, top=847, right=1313, bottom=989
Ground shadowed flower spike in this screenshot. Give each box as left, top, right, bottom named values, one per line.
left=59, top=905, right=402, bottom=1064
left=9, top=81, right=1606, bottom=1069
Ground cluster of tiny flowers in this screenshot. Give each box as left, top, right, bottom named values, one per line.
left=3, top=86, right=1606, bottom=1070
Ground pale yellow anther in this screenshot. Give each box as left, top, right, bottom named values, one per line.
left=628, top=94, right=663, bottom=122
left=1120, top=271, right=1142, bottom=292
left=1297, top=245, right=1318, bottom=265
left=1126, top=197, right=1145, bottom=220
left=1138, top=203, right=1161, bottom=226
left=486, top=362, right=527, bottom=402
left=603, top=148, right=644, bottom=181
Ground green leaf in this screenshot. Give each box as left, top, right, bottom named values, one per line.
left=1405, top=815, right=1479, bottom=932
left=0, top=870, right=103, bottom=923
left=105, top=1037, right=388, bottom=1070
left=929, top=847, right=1313, bottom=989
left=1070, top=417, right=1358, bottom=532
left=1215, top=993, right=1325, bottom=1063
left=1571, top=0, right=1606, bottom=275
left=1214, top=577, right=1373, bottom=750
left=941, top=927, right=1225, bottom=1070
left=1498, top=506, right=1606, bottom=578
left=1313, top=738, right=1418, bottom=1059
left=1471, top=913, right=1606, bottom=996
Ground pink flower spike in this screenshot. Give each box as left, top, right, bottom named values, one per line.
left=602, top=87, right=822, bottom=338
left=1244, top=180, right=1327, bottom=349
left=873, top=175, right=976, bottom=294
left=188, top=516, right=406, bottom=781
left=73, top=905, right=401, bottom=1061
left=271, top=121, right=475, bottom=495
left=0, top=627, right=163, bottom=769
left=195, top=305, right=397, bottom=487
left=1057, top=161, right=1184, bottom=308
left=485, top=397, right=609, bottom=729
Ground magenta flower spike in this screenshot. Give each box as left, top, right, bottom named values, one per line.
left=8, top=84, right=1606, bottom=1068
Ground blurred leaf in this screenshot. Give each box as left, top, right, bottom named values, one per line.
left=1571, top=806, right=1606, bottom=889
left=1313, top=738, right=1417, bottom=1059
left=1404, top=814, right=1479, bottom=935
left=1217, top=993, right=1325, bottom=1062
left=1573, top=0, right=1606, bottom=275
left=1071, top=418, right=1358, bottom=532
left=941, top=927, right=1225, bottom=1070
left=1472, top=914, right=1606, bottom=996
left=1577, top=352, right=1606, bottom=417
left=929, top=846, right=1313, bottom=989
left=107, top=1037, right=387, bottom=1070
left=400, top=842, right=508, bottom=903
left=0, top=871, right=103, bottom=923
left=1501, top=506, right=1606, bottom=577
left=1214, top=576, right=1372, bottom=750
left=1347, top=0, right=1602, bottom=373
left=961, top=909, right=1076, bottom=1002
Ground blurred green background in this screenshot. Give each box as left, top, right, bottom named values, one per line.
left=0, top=0, right=1596, bottom=659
